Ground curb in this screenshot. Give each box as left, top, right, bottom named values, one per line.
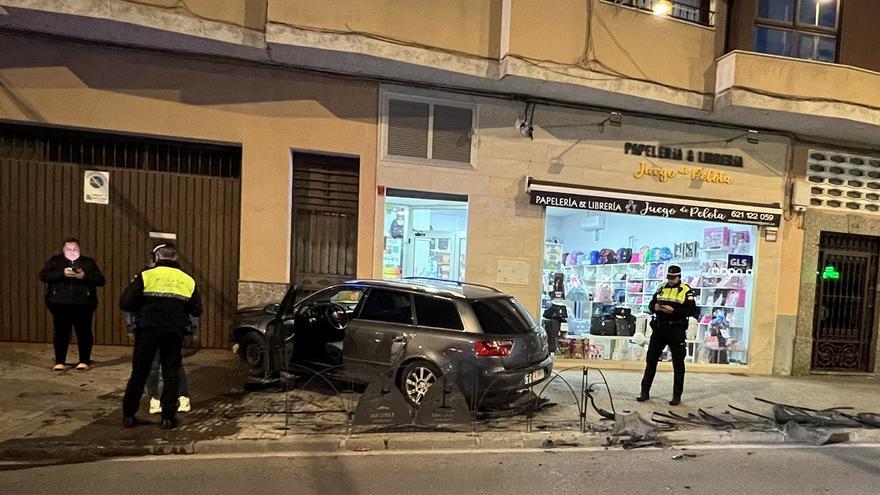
left=3, top=427, right=878, bottom=461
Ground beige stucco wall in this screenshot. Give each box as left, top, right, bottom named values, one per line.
left=129, top=0, right=267, bottom=30
left=507, top=0, right=721, bottom=95
left=269, top=0, right=502, bottom=59
left=0, top=33, right=378, bottom=294
left=716, top=51, right=880, bottom=129
left=717, top=51, right=880, bottom=110
left=375, top=86, right=789, bottom=375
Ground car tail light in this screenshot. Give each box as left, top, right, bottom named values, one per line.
left=475, top=340, right=514, bottom=357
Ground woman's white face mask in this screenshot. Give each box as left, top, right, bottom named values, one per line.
left=63, top=242, right=81, bottom=262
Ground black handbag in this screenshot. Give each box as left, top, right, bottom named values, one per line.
left=612, top=306, right=632, bottom=317
left=590, top=316, right=617, bottom=336
left=615, top=314, right=636, bottom=336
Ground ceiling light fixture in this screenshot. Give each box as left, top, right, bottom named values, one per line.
left=746, top=129, right=759, bottom=145
left=652, top=0, right=672, bottom=17
left=598, top=112, right=623, bottom=133
left=516, top=102, right=536, bottom=140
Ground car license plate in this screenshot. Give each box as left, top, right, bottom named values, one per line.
left=525, top=369, right=545, bottom=385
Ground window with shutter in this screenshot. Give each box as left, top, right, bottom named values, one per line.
left=384, top=96, right=475, bottom=165
left=432, top=105, right=473, bottom=163
left=387, top=99, right=430, bottom=159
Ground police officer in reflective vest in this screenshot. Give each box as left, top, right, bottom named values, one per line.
left=637, top=265, right=697, bottom=406
left=121, top=243, right=202, bottom=429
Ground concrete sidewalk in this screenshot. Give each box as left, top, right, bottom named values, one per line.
left=0, top=343, right=878, bottom=464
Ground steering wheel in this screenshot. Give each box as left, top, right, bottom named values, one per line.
left=325, top=303, right=350, bottom=331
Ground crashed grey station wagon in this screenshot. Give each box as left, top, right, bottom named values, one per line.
left=231, top=278, right=553, bottom=407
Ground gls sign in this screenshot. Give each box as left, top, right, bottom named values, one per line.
left=727, top=255, right=754, bottom=273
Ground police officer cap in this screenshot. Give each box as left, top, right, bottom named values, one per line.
left=667, top=265, right=682, bottom=277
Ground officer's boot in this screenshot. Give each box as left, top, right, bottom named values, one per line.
left=636, top=390, right=650, bottom=402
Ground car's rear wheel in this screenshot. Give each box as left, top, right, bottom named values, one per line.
left=399, top=360, right=440, bottom=408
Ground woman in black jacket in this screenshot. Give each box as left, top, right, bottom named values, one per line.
left=39, top=238, right=105, bottom=371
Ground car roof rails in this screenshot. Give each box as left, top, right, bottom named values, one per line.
left=402, top=277, right=502, bottom=293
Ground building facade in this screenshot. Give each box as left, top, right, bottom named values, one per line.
left=0, top=0, right=878, bottom=374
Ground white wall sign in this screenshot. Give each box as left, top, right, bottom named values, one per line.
left=83, top=170, right=109, bottom=205
left=496, top=258, right=531, bottom=286
left=148, top=232, right=177, bottom=240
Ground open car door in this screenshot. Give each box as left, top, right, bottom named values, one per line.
left=264, top=285, right=299, bottom=378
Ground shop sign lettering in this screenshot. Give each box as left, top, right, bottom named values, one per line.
left=633, top=162, right=733, bottom=185
left=529, top=189, right=781, bottom=227
left=532, top=194, right=624, bottom=213
left=624, top=142, right=744, bottom=168
left=728, top=254, right=754, bottom=271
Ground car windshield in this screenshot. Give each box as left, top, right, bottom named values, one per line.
left=471, top=297, right=536, bottom=335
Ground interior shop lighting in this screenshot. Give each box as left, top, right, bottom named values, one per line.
left=652, top=0, right=673, bottom=16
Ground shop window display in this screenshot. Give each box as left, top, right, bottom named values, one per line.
left=542, top=210, right=756, bottom=366
left=382, top=196, right=468, bottom=281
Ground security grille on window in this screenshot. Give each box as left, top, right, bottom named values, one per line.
left=607, top=0, right=714, bottom=26
left=754, top=0, right=839, bottom=63
left=386, top=98, right=474, bottom=164
left=807, top=150, right=880, bottom=213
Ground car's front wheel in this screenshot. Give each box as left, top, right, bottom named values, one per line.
left=238, top=332, right=266, bottom=378
left=399, top=360, right=440, bottom=408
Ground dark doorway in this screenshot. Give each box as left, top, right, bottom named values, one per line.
left=290, top=152, right=359, bottom=292
left=812, top=232, right=879, bottom=372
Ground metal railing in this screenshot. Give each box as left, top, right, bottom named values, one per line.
left=605, top=0, right=715, bottom=27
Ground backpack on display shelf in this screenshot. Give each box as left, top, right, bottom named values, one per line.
left=599, top=249, right=618, bottom=264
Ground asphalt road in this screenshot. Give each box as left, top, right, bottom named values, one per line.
left=2, top=445, right=879, bottom=494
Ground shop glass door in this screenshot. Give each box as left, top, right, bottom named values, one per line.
left=410, top=232, right=461, bottom=280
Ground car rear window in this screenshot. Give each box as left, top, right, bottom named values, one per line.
left=414, top=295, right=464, bottom=330
left=471, top=297, right=535, bottom=335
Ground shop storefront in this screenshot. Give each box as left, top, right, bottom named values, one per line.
left=374, top=86, right=792, bottom=374
left=529, top=179, right=782, bottom=368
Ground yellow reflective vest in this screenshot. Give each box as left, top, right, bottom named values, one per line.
left=141, top=266, right=196, bottom=301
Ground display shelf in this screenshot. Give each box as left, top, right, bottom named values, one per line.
left=556, top=261, right=644, bottom=270
left=647, top=258, right=700, bottom=264
left=542, top=228, right=755, bottom=367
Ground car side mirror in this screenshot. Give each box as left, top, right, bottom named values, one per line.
left=263, top=303, right=280, bottom=315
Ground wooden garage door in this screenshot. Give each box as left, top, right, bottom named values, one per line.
left=0, top=124, right=241, bottom=348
